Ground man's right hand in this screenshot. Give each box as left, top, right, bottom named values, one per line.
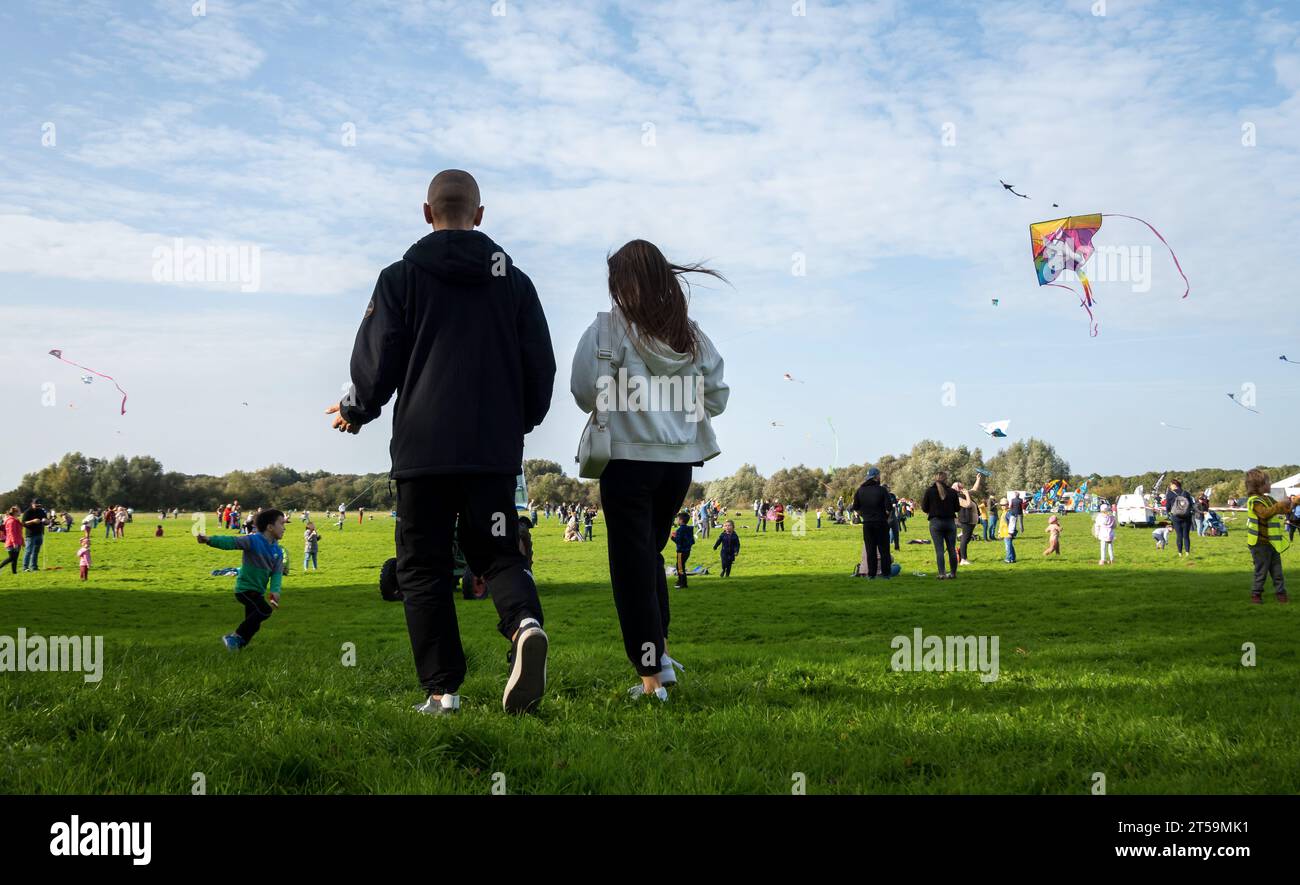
left=196, top=534, right=208, bottom=544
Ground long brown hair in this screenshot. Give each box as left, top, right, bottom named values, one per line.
left=607, top=239, right=727, bottom=360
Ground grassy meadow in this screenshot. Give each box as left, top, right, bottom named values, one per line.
left=1, top=509, right=1296, bottom=794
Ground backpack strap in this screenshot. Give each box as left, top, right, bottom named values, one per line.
left=594, top=312, right=613, bottom=431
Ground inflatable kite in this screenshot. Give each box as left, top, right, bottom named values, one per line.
left=1030, top=214, right=1188, bottom=336
left=48, top=349, right=127, bottom=414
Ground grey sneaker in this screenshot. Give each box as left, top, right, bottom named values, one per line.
left=627, top=684, right=669, bottom=703
left=413, top=693, right=460, bottom=715
left=503, top=618, right=548, bottom=714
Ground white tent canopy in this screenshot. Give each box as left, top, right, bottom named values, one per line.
left=1270, top=471, right=1300, bottom=500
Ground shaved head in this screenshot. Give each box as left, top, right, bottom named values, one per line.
left=426, top=169, right=481, bottom=228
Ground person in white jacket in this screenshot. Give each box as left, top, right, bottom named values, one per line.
left=571, top=239, right=729, bottom=703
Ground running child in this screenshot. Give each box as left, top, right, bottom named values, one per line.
left=713, top=519, right=740, bottom=577
left=1043, top=515, right=1062, bottom=556
left=198, top=508, right=286, bottom=650
left=671, top=511, right=695, bottom=588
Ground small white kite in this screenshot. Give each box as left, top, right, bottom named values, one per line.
left=979, top=420, right=1010, bottom=438
left=783, top=373, right=804, bottom=384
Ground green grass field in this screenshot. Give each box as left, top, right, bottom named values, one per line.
left=1, top=511, right=1296, bottom=795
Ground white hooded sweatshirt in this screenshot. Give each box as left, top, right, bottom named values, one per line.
left=570, top=308, right=728, bottom=464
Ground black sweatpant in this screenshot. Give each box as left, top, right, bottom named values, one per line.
left=396, top=473, right=543, bottom=696
left=1172, top=516, right=1193, bottom=554
left=2, top=547, right=18, bottom=574
left=862, top=522, right=892, bottom=577
left=599, top=459, right=693, bottom=676
left=720, top=554, right=734, bottom=577
left=234, top=590, right=273, bottom=645
left=958, top=522, right=976, bottom=561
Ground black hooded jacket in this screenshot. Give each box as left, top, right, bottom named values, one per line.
left=340, top=230, right=556, bottom=478
left=852, top=478, right=893, bottom=524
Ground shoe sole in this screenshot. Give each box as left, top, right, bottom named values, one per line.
left=503, top=628, right=548, bottom=714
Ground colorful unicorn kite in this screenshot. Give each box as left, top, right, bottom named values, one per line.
left=1030, top=214, right=1188, bottom=336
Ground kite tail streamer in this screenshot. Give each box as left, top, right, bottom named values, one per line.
left=48, top=350, right=128, bottom=414
left=1104, top=214, right=1190, bottom=299
left=1045, top=283, right=1099, bottom=337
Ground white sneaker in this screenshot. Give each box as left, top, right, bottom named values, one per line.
left=659, top=654, right=685, bottom=686
left=503, top=618, right=548, bottom=714
left=413, top=693, right=460, bottom=715
left=627, top=684, right=669, bottom=702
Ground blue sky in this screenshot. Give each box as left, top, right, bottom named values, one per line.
left=1, top=0, right=1298, bottom=493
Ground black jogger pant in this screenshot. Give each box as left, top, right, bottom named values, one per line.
left=599, top=459, right=693, bottom=676
left=958, top=522, right=975, bottom=561
left=234, top=590, right=273, bottom=645
left=2, top=547, right=18, bottom=574
left=1172, top=516, right=1193, bottom=554
left=929, top=518, right=959, bottom=576
left=396, top=473, right=543, bottom=696
left=862, top=523, right=892, bottom=577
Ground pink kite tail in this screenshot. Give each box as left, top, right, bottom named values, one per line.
left=48, top=351, right=128, bottom=414
left=1045, top=283, right=1099, bottom=337
left=1104, top=214, right=1190, bottom=299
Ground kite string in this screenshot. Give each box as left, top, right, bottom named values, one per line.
left=51, top=353, right=128, bottom=415
left=1103, top=214, right=1190, bottom=299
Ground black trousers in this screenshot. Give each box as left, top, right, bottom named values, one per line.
left=862, top=523, right=892, bottom=577
left=2, top=547, right=18, bottom=574
left=599, top=459, right=693, bottom=676
left=720, top=554, right=734, bottom=577
left=234, top=590, right=273, bottom=645
left=958, top=523, right=975, bottom=560
left=396, top=473, right=542, bottom=696
left=1172, top=516, right=1193, bottom=554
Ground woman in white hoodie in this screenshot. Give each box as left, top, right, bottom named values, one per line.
left=571, top=240, right=729, bottom=703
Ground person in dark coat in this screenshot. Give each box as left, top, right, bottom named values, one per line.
left=852, top=467, right=893, bottom=579
left=330, top=169, right=556, bottom=717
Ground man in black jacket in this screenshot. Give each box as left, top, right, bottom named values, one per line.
left=328, top=170, right=557, bottom=716
left=852, top=468, right=893, bottom=579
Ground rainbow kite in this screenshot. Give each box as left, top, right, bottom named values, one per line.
left=48, top=349, right=128, bottom=414
left=1031, top=214, right=1188, bottom=336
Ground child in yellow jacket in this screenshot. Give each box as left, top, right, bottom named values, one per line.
left=1244, top=468, right=1299, bottom=604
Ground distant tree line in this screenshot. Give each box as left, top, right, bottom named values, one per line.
left=5, top=448, right=1294, bottom=514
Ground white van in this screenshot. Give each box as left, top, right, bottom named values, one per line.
left=1116, top=494, right=1156, bottom=527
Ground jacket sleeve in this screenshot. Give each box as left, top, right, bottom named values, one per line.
left=206, top=535, right=251, bottom=551
left=697, top=330, right=729, bottom=418
left=340, top=266, right=410, bottom=428
left=569, top=320, right=601, bottom=414
left=516, top=274, right=556, bottom=433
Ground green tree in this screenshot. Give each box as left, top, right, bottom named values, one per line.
left=704, top=464, right=766, bottom=510
left=524, top=459, right=565, bottom=482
